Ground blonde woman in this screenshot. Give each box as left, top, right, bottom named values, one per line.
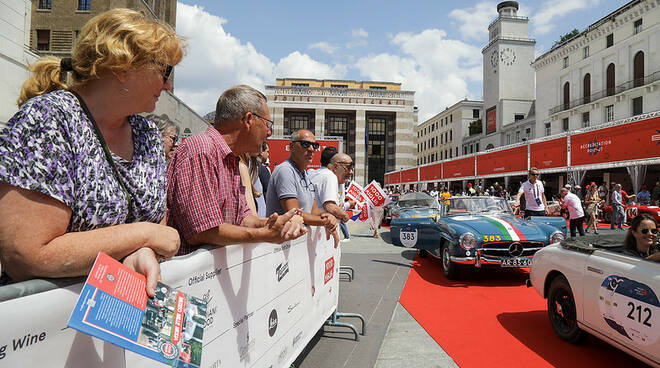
left=239, top=153, right=265, bottom=216
left=0, top=9, right=184, bottom=295
left=584, top=183, right=601, bottom=234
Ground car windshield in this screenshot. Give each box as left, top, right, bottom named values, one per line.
left=445, top=197, right=513, bottom=215
left=398, top=193, right=439, bottom=209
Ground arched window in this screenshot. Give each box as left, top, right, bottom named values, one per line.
left=634, top=51, right=644, bottom=87
left=563, top=82, right=570, bottom=110
left=485, top=143, right=495, bottom=150
left=583, top=73, right=591, bottom=104
left=606, top=63, right=615, bottom=96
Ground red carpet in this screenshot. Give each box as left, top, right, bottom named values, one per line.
left=399, top=256, right=649, bottom=367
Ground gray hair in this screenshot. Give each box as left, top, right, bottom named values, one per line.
left=214, top=85, right=267, bottom=126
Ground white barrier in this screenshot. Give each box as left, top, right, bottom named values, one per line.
left=0, top=226, right=339, bottom=368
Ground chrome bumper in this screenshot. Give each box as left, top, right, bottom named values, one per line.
left=449, top=249, right=534, bottom=267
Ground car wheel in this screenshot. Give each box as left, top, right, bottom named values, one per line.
left=441, top=244, right=460, bottom=280
left=418, top=249, right=428, bottom=258
left=547, top=275, right=584, bottom=344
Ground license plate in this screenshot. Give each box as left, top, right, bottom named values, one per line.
left=501, top=258, right=531, bottom=267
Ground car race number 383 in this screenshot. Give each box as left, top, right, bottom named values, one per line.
left=399, top=225, right=418, bottom=248
left=599, top=275, right=659, bottom=346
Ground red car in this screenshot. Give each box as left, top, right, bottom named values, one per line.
left=600, top=203, right=660, bottom=223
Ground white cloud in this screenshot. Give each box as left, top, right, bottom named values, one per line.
left=309, top=41, right=339, bottom=54
left=174, top=4, right=344, bottom=115
left=355, top=29, right=482, bottom=122
left=449, top=2, right=497, bottom=41
left=532, top=0, right=599, bottom=35
left=275, top=51, right=347, bottom=79
left=352, top=28, right=369, bottom=38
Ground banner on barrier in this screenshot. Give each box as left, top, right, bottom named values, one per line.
left=0, top=227, right=339, bottom=368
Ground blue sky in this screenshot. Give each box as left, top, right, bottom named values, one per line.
left=173, top=0, right=628, bottom=121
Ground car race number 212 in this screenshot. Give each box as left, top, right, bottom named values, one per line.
left=598, top=275, right=660, bottom=346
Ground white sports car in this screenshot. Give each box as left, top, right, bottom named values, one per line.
left=528, top=234, right=660, bottom=367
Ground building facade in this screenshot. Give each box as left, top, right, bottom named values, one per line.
left=29, top=0, right=176, bottom=57
left=533, top=0, right=660, bottom=136
left=265, top=78, right=416, bottom=185
left=1, top=0, right=38, bottom=126
left=416, top=100, right=483, bottom=165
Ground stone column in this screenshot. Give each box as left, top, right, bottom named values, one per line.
left=272, top=106, right=284, bottom=136
left=355, top=109, right=366, bottom=184
left=315, top=108, right=325, bottom=137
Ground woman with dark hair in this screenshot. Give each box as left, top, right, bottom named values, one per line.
left=623, top=213, right=660, bottom=262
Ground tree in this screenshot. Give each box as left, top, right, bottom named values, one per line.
left=554, top=29, right=580, bottom=47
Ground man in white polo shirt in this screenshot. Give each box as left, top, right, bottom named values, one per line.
left=516, top=167, right=548, bottom=219
left=559, top=187, right=585, bottom=237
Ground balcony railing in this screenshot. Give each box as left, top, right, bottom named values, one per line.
left=488, top=15, right=529, bottom=29
left=549, top=70, right=660, bottom=115
left=265, top=85, right=414, bottom=100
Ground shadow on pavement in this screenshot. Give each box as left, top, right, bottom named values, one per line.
left=400, top=249, right=416, bottom=261
left=371, top=259, right=411, bottom=268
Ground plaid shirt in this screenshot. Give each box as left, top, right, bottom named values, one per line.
left=166, top=126, right=251, bottom=255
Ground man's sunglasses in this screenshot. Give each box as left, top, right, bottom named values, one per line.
left=293, top=140, right=320, bottom=149
left=530, top=173, right=539, bottom=176
left=640, top=228, right=659, bottom=235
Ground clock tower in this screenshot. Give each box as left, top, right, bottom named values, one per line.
left=481, top=1, right=535, bottom=147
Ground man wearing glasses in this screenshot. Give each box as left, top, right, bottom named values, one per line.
left=310, top=148, right=354, bottom=242
left=266, top=130, right=340, bottom=247
left=166, top=85, right=306, bottom=256
left=516, top=167, right=548, bottom=219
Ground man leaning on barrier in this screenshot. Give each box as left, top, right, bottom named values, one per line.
left=166, top=85, right=307, bottom=256
left=266, top=130, right=340, bottom=247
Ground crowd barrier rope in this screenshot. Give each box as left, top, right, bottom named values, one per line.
left=0, top=226, right=339, bottom=368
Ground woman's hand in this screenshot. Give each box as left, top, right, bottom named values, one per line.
left=143, top=223, right=181, bottom=260
left=122, top=247, right=161, bottom=297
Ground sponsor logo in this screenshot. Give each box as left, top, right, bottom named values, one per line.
left=238, top=332, right=255, bottom=362
left=273, top=242, right=291, bottom=253
left=105, top=273, right=115, bottom=282
left=580, top=139, right=611, bottom=155
left=292, top=331, right=303, bottom=348
left=276, top=262, right=289, bottom=282
left=277, top=346, right=288, bottom=364
left=653, top=130, right=660, bottom=145
left=268, top=309, right=278, bottom=337
left=324, top=257, right=335, bottom=285
left=158, top=341, right=178, bottom=360
left=233, top=311, right=255, bottom=329
left=288, top=301, right=300, bottom=314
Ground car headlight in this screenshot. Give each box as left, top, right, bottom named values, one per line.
left=549, top=231, right=565, bottom=244
left=459, top=232, right=477, bottom=249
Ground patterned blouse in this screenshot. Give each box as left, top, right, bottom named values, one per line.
left=0, top=90, right=167, bottom=232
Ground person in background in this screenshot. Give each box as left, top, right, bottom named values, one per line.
left=598, top=182, right=609, bottom=205
left=559, top=188, right=585, bottom=237
left=516, top=168, right=548, bottom=219
left=239, top=153, right=264, bottom=217
left=620, top=187, right=635, bottom=225
left=584, top=182, right=600, bottom=234
left=0, top=9, right=184, bottom=295
left=637, top=185, right=651, bottom=205
left=310, top=149, right=353, bottom=243
left=266, top=129, right=339, bottom=247
left=258, top=141, right=271, bottom=196
left=167, top=85, right=306, bottom=256
left=623, top=213, right=660, bottom=262
left=611, top=183, right=625, bottom=230
left=150, top=114, right=180, bottom=161
left=652, top=181, right=660, bottom=206
left=467, top=183, right=476, bottom=196
left=429, top=186, right=438, bottom=200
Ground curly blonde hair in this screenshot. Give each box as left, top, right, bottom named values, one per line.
left=18, top=8, right=184, bottom=106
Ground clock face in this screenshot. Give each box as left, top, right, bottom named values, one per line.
left=499, top=48, right=517, bottom=66
left=490, top=50, right=499, bottom=69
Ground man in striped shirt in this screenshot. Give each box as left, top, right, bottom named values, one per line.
left=167, top=85, right=306, bottom=255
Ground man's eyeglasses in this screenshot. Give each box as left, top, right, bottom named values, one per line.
left=530, top=173, right=539, bottom=176
left=165, top=134, right=179, bottom=143
left=153, top=61, right=173, bottom=84
left=293, top=140, right=320, bottom=150
left=336, top=161, right=354, bottom=170
left=252, top=112, right=274, bottom=130
left=640, top=228, right=659, bottom=235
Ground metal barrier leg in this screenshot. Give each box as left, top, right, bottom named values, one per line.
left=335, top=312, right=366, bottom=335
left=324, top=310, right=360, bottom=341
left=339, top=270, right=352, bottom=281
left=339, top=266, right=355, bottom=279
